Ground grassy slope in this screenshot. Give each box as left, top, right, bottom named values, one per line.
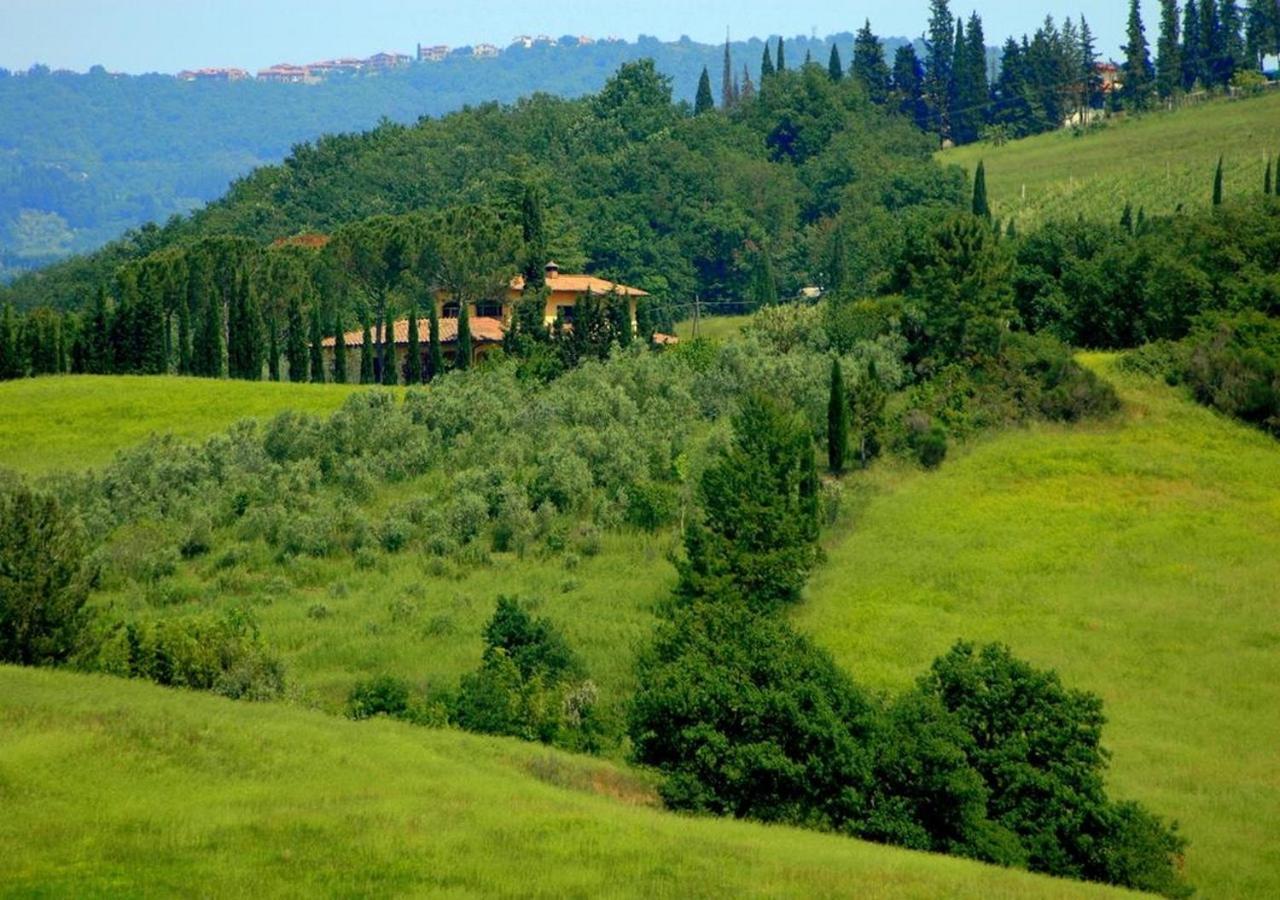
left=942, top=91, right=1280, bottom=226
left=0, top=375, right=365, bottom=475
left=796, top=356, right=1280, bottom=898
left=0, top=666, right=1124, bottom=899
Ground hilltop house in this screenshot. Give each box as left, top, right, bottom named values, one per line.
left=321, top=262, right=649, bottom=383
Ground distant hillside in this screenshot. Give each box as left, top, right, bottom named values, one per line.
left=0, top=32, right=907, bottom=279
left=943, top=90, right=1280, bottom=227
left=0, top=665, right=1125, bottom=897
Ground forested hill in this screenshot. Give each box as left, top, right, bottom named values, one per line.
left=0, top=32, right=902, bottom=280
left=1, top=57, right=956, bottom=313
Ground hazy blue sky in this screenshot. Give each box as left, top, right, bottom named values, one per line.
left=4, top=1, right=1132, bottom=74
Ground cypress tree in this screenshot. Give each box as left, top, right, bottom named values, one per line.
left=332, top=309, right=347, bottom=383
left=852, top=20, right=891, bottom=104
left=694, top=67, right=715, bottom=115
left=827, top=225, right=849, bottom=295
left=86, top=284, right=110, bottom=374
left=827, top=358, right=849, bottom=474
left=520, top=184, right=547, bottom=291
left=749, top=249, right=778, bottom=307
left=428, top=300, right=444, bottom=381
left=924, top=0, right=955, bottom=138
left=1213, top=155, right=1224, bottom=205
left=454, top=300, right=472, bottom=371
left=176, top=289, right=191, bottom=376
left=1220, top=0, right=1244, bottom=84
left=381, top=305, right=397, bottom=385
left=892, top=44, right=928, bottom=130
left=740, top=64, right=756, bottom=101
left=828, top=44, right=843, bottom=81
left=1121, top=201, right=1134, bottom=233
left=0, top=303, right=16, bottom=380
left=950, top=13, right=989, bottom=144
left=406, top=301, right=422, bottom=384
left=309, top=303, right=325, bottom=383
left=972, top=161, right=991, bottom=219
left=359, top=316, right=374, bottom=384
left=761, top=43, right=775, bottom=81
left=775, top=37, right=786, bottom=72
left=1122, top=0, right=1156, bottom=110
left=1265, top=157, right=1272, bottom=195
left=721, top=31, right=736, bottom=108
left=1202, top=0, right=1225, bottom=87
left=1081, top=17, right=1104, bottom=111
left=1156, top=0, right=1183, bottom=99
left=1182, top=0, right=1203, bottom=90
left=286, top=294, right=307, bottom=382
left=266, top=313, right=280, bottom=381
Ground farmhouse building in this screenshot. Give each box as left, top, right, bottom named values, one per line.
left=321, top=262, right=648, bottom=383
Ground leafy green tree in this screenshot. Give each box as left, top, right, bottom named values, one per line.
left=1156, top=0, right=1183, bottom=98
left=827, top=357, right=849, bottom=473
left=405, top=300, right=422, bottom=384
left=694, top=67, right=715, bottom=115
left=749, top=248, right=778, bottom=307
left=972, top=160, right=991, bottom=219
left=892, top=44, right=928, bottom=130
left=309, top=303, right=325, bottom=383
left=0, top=482, right=91, bottom=666
left=849, top=361, right=886, bottom=466
left=678, top=392, right=819, bottom=611
left=852, top=21, right=891, bottom=103
left=1122, top=0, right=1156, bottom=110
left=828, top=44, right=844, bottom=81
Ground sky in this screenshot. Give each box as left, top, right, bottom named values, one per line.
left=3, top=0, right=1132, bottom=74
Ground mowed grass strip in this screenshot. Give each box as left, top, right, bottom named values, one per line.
left=796, top=356, right=1280, bottom=898
left=0, top=374, right=366, bottom=475
left=0, top=666, right=1129, bottom=899
left=943, top=90, right=1280, bottom=226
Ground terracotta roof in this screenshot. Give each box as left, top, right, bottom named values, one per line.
left=509, top=273, right=648, bottom=297
left=652, top=332, right=679, bottom=345
left=321, top=316, right=505, bottom=348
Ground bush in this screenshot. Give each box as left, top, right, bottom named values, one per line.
left=347, top=674, right=413, bottom=721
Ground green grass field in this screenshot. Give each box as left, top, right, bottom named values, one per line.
left=943, top=90, right=1280, bottom=226
left=673, top=314, right=753, bottom=342
left=797, top=356, right=1280, bottom=898
left=0, top=665, right=1124, bottom=898
left=0, top=375, right=365, bottom=475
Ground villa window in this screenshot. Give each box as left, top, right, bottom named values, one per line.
left=475, top=300, right=503, bottom=318
left=441, top=301, right=460, bottom=319
left=556, top=304, right=576, bottom=323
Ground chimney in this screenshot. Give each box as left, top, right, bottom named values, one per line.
left=544, top=261, right=560, bottom=279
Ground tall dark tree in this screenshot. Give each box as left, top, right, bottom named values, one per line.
left=266, top=313, right=280, bottom=381
left=721, top=31, right=736, bottom=107
left=1213, top=154, right=1224, bottom=205
left=775, top=36, right=786, bottom=72
left=761, top=43, right=775, bottom=81
left=519, top=184, right=547, bottom=292
left=85, top=285, right=111, bottom=374
left=694, top=67, right=715, bottom=115
left=749, top=247, right=778, bottom=307
left=405, top=300, right=422, bottom=384
left=951, top=13, right=990, bottom=144
left=740, top=64, right=756, bottom=101
left=308, top=303, right=325, bottom=383
left=0, top=303, right=17, bottom=380
left=1202, top=0, right=1226, bottom=86
left=972, top=160, right=991, bottom=219
left=1121, top=0, right=1156, bottom=109
left=192, top=259, right=223, bottom=378
left=924, top=0, right=956, bottom=138
left=1266, top=156, right=1273, bottom=195
left=892, top=44, right=928, bottom=130
left=381, top=304, right=397, bottom=385
left=359, top=315, right=374, bottom=384
left=1080, top=17, right=1105, bottom=110
left=454, top=299, right=472, bottom=371
left=1156, top=0, right=1183, bottom=98
left=1183, top=0, right=1204, bottom=89
left=175, top=285, right=191, bottom=376
left=827, top=358, right=849, bottom=474
left=1219, top=0, right=1246, bottom=82
left=852, top=20, right=891, bottom=104
left=331, top=309, right=347, bottom=383
left=828, top=44, right=844, bottom=81
left=428, top=300, right=444, bottom=381
left=285, top=293, right=307, bottom=383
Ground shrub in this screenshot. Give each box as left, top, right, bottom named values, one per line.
left=347, top=674, right=413, bottom=721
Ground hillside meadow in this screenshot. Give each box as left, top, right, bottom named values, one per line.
left=0, top=374, right=364, bottom=474
left=0, top=665, right=1127, bottom=898
left=943, top=90, right=1280, bottom=226
left=797, top=356, right=1280, bottom=898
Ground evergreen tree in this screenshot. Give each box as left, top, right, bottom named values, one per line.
left=454, top=300, right=472, bottom=371
left=924, top=0, right=956, bottom=138
left=1183, top=0, right=1204, bottom=89
left=405, top=301, right=422, bottom=384
left=972, top=160, right=991, bottom=219
left=134, top=263, right=168, bottom=375
left=266, top=313, right=280, bottom=381
left=892, top=44, right=928, bottom=130
left=1202, top=0, right=1226, bottom=86
left=85, top=284, right=110, bottom=374
left=175, top=288, right=191, bottom=376
left=694, top=67, right=715, bottom=115
left=1121, top=201, right=1134, bottom=233
left=951, top=13, right=989, bottom=144
left=1213, top=154, right=1224, bottom=205
left=761, top=43, right=775, bottom=81
left=309, top=303, right=325, bottom=383
left=359, top=316, right=374, bottom=384
left=428, top=301, right=444, bottom=381
left=721, top=31, right=736, bottom=108
left=1220, top=0, right=1245, bottom=83
left=775, top=37, right=786, bottom=72
left=852, top=20, right=891, bottom=104
left=285, top=294, right=307, bottom=383
left=1121, top=0, right=1156, bottom=109
left=827, top=225, right=849, bottom=295
left=381, top=305, right=397, bottom=385
left=191, top=255, right=223, bottom=379
left=740, top=64, right=756, bottom=101
left=749, top=248, right=778, bottom=307
left=849, top=361, right=886, bottom=466
left=828, top=44, right=844, bottom=81
left=332, top=309, right=347, bottom=383
left=1244, top=0, right=1275, bottom=69
left=827, top=357, right=849, bottom=474
left=1157, top=0, right=1183, bottom=98
left=520, top=184, right=547, bottom=292
left=608, top=294, right=634, bottom=348
left=1080, top=17, right=1105, bottom=110
left=1266, top=157, right=1272, bottom=195
left=0, top=303, right=16, bottom=380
